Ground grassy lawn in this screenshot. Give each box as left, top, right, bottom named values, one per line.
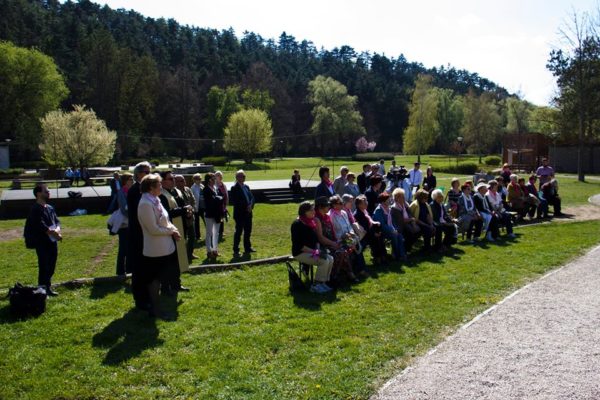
left=0, top=157, right=599, bottom=399
left=189, top=155, right=483, bottom=182
left=0, top=220, right=599, bottom=399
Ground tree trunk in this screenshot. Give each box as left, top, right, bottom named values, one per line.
left=577, top=109, right=585, bottom=182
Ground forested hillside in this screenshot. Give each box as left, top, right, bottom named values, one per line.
left=0, top=0, right=513, bottom=160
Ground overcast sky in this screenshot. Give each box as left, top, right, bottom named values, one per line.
left=92, top=0, right=598, bottom=106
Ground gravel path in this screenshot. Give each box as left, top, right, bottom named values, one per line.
left=373, top=245, right=600, bottom=400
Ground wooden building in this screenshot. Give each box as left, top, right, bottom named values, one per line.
left=502, top=133, right=549, bottom=172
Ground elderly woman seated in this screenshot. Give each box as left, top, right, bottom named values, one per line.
left=373, top=192, right=406, bottom=261
left=390, top=188, right=419, bottom=252
left=409, top=189, right=436, bottom=251
left=486, top=180, right=516, bottom=238
left=354, top=195, right=387, bottom=264
left=329, top=195, right=368, bottom=278
left=457, top=184, right=483, bottom=243
left=290, top=201, right=334, bottom=293
left=507, top=174, right=530, bottom=220
left=314, top=196, right=358, bottom=283
left=429, top=189, right=458, bottom=250
left=473, top=182, right=499, bottom=241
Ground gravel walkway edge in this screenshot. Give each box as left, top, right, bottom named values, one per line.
left=373, top=243, right=600, bottom=400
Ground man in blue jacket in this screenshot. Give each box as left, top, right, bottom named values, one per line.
left=231, top=170, right=256, bottom=257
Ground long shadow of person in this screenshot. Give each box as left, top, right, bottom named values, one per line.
left=89, top=281, right=127, bottom=300
left=92, top=308, right=163, bottom=365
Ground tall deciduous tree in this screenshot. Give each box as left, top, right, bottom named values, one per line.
left=505, top=97, right=531, bottom=134
left=156, top=66, right=201, bottom=161
left=547, top=11, right=600, bottom=181
left=0, top=41, right=68, bottom=156
left=433, top=87, right=463, bottom=154
left=461, top=90, right=502, bottom=163
left=403, top=74, right=439, bottom=161
left=39, top=105, right=116, bottom=168
left=307, top=75, right=365, bottom=155
left=223, top=109, right=273, bottom=163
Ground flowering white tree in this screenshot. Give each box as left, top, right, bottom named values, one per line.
left=223, top=108, right=273, bottom=163
left=355, top=136, right=377, bottom=152
left=40, top=105, right=116, bottom=168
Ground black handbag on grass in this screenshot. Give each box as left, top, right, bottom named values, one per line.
left=8, top=283, right=47, bottom=318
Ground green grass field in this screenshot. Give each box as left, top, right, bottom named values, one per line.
left=0, top=156, right=599, bottom=399
left=0, top=220, right=599, bottom=399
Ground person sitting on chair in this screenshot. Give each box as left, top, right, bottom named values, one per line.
left=354, top=195, right=386, bottom=265
left=473, top=182, right=498, bottom=242
left=365, top=175, right=384, bottom=215
left=526, top=175, right=548, bottom=219
left=291, top=201, right=334, bottom=294
left=507, top=174, right=528, bottom=220
left=409, top=189, right=436, bottom=251
left=430, top=189, right=458, bottom=249
left=373, top=192, right=406, bottom=261
left=289, top=170, right=302, bottom=194
left=486, top=180, right=516, bottom=238
left=457, top=184, right=483, bottom=243
left=540, top=175, right=562, bottom=217
left=390, top=188, right=419, bottom=253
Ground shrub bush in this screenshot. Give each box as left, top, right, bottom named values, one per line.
left=352, top=152, right=395, bottom=161
left=483, top=155, right=502, bottom=166
left=0, top=168, right=25, bottom=177
left=202, top=156, right=228, bottom=166
left=10, top=161, right=47, bottom=170
left=435, top=162, right=479, bottom=175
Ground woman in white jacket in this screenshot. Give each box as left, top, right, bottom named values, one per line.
left=137, top=173, right=181, bottom=319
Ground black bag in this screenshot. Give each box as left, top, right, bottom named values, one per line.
left=68, top=191, right=82, bottom=199
left=286, top=262, right=306, bottom=292
left=8, top=283, right=47, bottom=317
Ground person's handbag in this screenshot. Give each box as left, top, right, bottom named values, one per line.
left=286, top=262, right=306, bottom=292
left=352, top=222, right=367, bottom=241
left=8, top=283, right=47, bottom=318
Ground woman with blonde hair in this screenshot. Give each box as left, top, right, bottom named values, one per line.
left=137, top=173, right=182, bottom=319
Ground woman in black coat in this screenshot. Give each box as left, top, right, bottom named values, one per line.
left=203, top=173, right=224, bottom=259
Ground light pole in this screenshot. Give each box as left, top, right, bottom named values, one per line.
left=456, top=136, right=463, bottom=167
left=212, top=139, right=216, bottom=156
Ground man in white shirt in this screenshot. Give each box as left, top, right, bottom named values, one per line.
left=408, top=162, right=423, bottom=195
left=333, top=166, right=349, bottom=196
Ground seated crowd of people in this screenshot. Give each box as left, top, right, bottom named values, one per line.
left=291, top=159, right=562, bottom=293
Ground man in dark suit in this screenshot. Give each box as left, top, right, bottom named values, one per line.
left=159, top=170, right=191, bottom=294
left=127, top=161, right=151, bottom=310
left=231, top=170, right=256, bottom=257
left=314, top=166, right=335, bottom=200
left=357, top=164, right=371, bottom=194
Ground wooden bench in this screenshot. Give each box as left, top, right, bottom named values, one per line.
left=11, top=179, right=71, bottom=190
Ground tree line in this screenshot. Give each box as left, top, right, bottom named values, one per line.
left=3, top=0, right=592, bottom=168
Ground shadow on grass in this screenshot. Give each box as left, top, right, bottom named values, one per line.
left=90, top=281, right=127, bottom=299
left=290, top=289, right=339, bottom=311
left=92, top=308, right=164, bottom=365
left=0, top=303, right=45, bottom=324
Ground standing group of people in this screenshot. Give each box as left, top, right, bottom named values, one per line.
left=63, top=167, right=90, bottom=186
